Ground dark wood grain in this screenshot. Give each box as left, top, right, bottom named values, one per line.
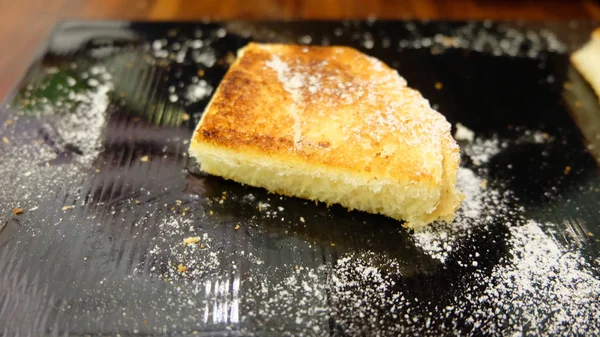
left=1, top=0, right=599, bottom=100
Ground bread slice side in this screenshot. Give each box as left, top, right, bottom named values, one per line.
left=190, top=141, right=443, bottom=227
left=571, top=28, right=600, bottom=101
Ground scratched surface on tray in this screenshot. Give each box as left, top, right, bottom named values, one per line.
left=0, top=20, right=599, bottom=336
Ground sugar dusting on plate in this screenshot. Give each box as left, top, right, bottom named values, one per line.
left=147, top=128, right=600, bottom=335
left=0, top=65, right=112, bottom=213
left=471, top=220, right=600, bottom=335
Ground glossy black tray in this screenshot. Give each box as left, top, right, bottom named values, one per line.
left=1, top=20, right=600, bottom=336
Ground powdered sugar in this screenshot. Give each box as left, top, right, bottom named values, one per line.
left=265, top=55, right=329, bottom=106
left=194, top=49, right=217, bottom=67
left=144, top=215, right=222, bottom=281
left=265, top=55, right=307, bottom=145
left=467, top=220, right=600, bottom=336
left=261, top=45, right=451, bottom=169
left=0, top=64, right=112, bottom=210
left=328, top=251, right=407, bottom=333
left=409, top=131, right=600, bottom=335
left=55, top=83, right=111, bottom=165
left=186, top=80, right=213, bottom=103
left=464, top=137, right=504, bottom=165
left=397, top=21, right=567, bottom=58
left=412, top=166, right=491, bottom=263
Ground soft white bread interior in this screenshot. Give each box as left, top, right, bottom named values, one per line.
left=189, top=43, right=463, bottom=229
left=571, top=28, right=600, bottom=101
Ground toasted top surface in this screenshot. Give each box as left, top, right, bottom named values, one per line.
left=194, top=43, right=455, bottom=186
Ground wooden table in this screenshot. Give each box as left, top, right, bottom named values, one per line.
left=1, top=0, right=599, bottom=100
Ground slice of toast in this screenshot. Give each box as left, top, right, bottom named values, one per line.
left=189, top=43, right=463, bottom=229
left=571, top=28, right=600, bottom=101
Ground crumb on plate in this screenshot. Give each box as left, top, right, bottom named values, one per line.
left=183, top=236, right=201, bottom=245
left=177, top=264, right=188, bottom=273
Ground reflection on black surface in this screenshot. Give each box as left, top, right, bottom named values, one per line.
left=192, top=175, right=443, bottom=277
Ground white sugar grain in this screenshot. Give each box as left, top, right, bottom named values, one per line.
left=454, top=122, right=475, bottom=142
left=186, top=80, right=213, bottom=103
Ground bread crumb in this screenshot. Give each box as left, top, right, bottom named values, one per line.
left=12, top=207, right=24, bottom=215
left=300, top=216, right=305, bottom=223
left=435, top=82, right=443, bottom=90
left=330, top=243, right=336, bottom=247
left=176, top=200, right=182, bottom=206
left=564, top=165, right=571, bottom=175
left=439, top=35, right=458, bottom=47
left=209, top=210, right=214, bottom=215
left=587, top=232, right=594, bottom=237
left=480, top=179, right=488, bottom=189
left=197, top=69, right=205, bottom=77
left=223, top=52, right=236, bottom=65
left=62, top=205, right=73, bottom=211
left=140, top=155, right=149, bottom=162
left=4, top=119, right=13, bottom=126
left=181, top=112, right=190, bottom=122
left=177, top=264, right=188, bottom=273
left=95, top=169, right=101, bottom=173
left=2, top=137, right=9, bottom=144
left=135, top=199, right=140, bottom=205
left=183, top=236, right=201, bottom=245
left=234, top=224, right=240, bottom=230
left=454, top=123, right=475, bottom=142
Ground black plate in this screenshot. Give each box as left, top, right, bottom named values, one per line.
left=1, top=20, right=600, bottom=336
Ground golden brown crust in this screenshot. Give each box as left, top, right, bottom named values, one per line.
left=195, top=43, right=452, bottom=186
left=191, top=43, right=462, bottom=226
